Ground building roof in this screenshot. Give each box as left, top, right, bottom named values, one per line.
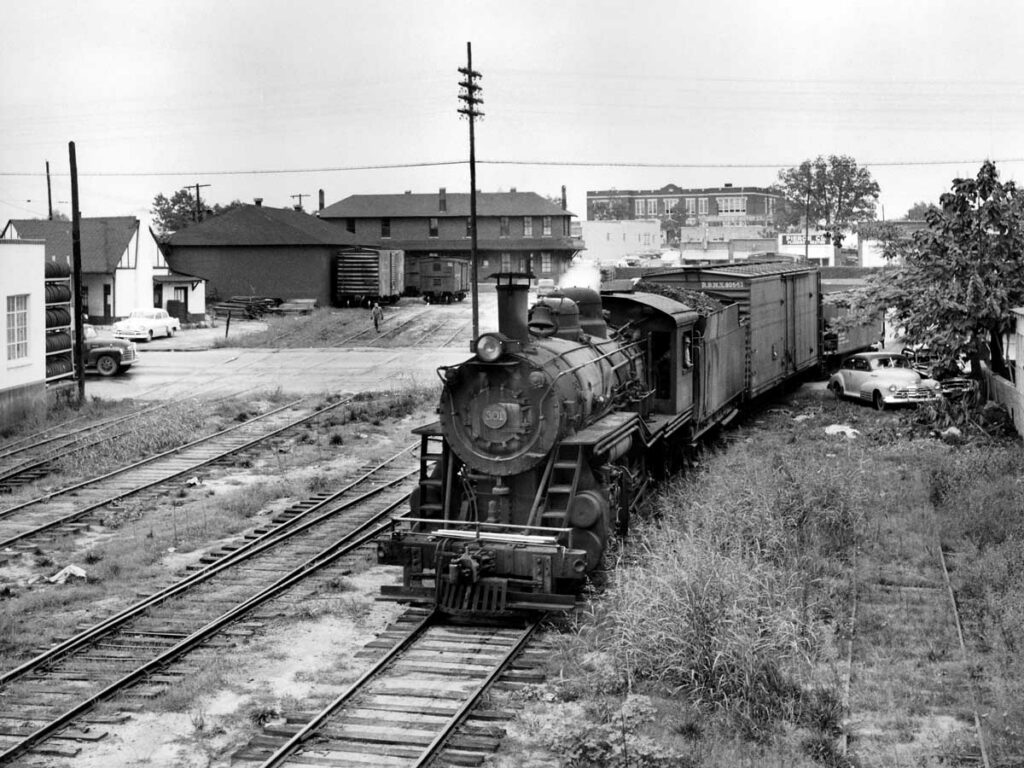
left=364, top=237, right=584, bottom=253
left=167, top=205, right=359, bottom=247
left=319, top=191, right=572, bottom=219
left=3, top=217, right=138, bottom=273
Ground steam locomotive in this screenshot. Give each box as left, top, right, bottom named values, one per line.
left=378, top=262, right=864, bottom=615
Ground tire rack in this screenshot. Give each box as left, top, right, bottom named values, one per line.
left=43, top=260, right=76, bottom=384
left=0, top=396, right=348, bottom=551
left=0, top=449, right=419, bottom=764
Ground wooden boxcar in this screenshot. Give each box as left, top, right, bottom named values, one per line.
left=333, top=248, right=404, bottom=307
left=642, top=261, right=821, bottom=398
left=407, top=255, right=470, bottom=304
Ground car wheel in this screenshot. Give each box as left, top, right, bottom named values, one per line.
left=873, top=391, right=886, bottom=411
left=96, top=354, right=119, bottom=377
left=829, top=381, right=843, bottom=400
left=167, top=326, right=174, bottom=337
left=147, top=330, right=154, bottom=341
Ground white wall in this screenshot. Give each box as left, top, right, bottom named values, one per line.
left=581, top=220, right=663, bottom=264
left=0, top=240, right=46, bottom=390
left=777, top=232, right=837, bottom=266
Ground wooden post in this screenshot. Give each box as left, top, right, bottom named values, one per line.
left=69, top=142, right=85, bottom=406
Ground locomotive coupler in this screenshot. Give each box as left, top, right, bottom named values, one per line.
left=447, top=546, right=496, bottom=586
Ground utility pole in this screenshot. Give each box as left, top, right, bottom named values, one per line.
left=458, top=42, right=484, bottom=348
left=290, top=193, right=309, bottom=211
left=194, top=183, right=211, bottom=223
left=46, top=161, right=53, bottom=220
left=69, top=143, right=85, bottom=405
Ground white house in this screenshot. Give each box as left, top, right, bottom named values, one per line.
left=2, top=217, right=154, bottom=323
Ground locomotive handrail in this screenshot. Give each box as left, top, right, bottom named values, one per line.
left=397, top=516, right=570, bottom=534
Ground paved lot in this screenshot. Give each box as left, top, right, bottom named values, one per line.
left=85, top=342, right=468, bottom=401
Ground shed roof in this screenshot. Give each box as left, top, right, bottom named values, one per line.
left=3, top=217, right=138, bottom=274
left=319, top=191, right=572, bottom=219
left=167, top=205, right=359, bottom=247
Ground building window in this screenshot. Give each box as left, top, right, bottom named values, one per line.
left=433, top=262, right=442, bottom=272
left=698, top=198, right=708, bottom=215
left=429, top=217, right=439, bottom=237
left=346, top=218, right=355, bottom=234
left=716, top=197, right=747, bottom=215
left=663, top=198, right=678, bottom=214
left=381, top=218, right=391, bottom=238
left=646, top=199, right=657, bottom=216
left=541, top=252, right=552, bottom=272
left=500, top=216, right=510, bottom=237
left=542, top=216, right=552, bottom=237
left=644, top=233, right=651, bottom=246
left=465, top=217, right=472, bottom=237
left=634, top=200, right=644, bottom=217
left=6, top=294, right=29, bottom=361
left=766, top=197, right=776, bottom=216
left=686, top=198, right=696, bottom=215
left=523, top=216, right=533, bottom=237
left=501, top=252, right=511, bottom=271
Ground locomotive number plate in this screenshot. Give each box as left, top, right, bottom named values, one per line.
left=482, top=404, right=508, bottom=429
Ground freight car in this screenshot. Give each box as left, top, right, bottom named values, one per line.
left=332, top=247, right=404, bottom=307
left=377, top=262, right=880, bottom=616
left=406, top=254, right=471, bottom=304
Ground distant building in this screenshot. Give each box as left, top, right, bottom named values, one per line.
left=580, top=220, right=663, bottom=265
left=857, top=220, right=927, bottom=267
left=2, top=217, right=154, bottom=323
left=1, top=240, right=48, bottom=427
left=586, top=183, right=780, bottom=235
left=777, top=232, right=838, bottom=267
left=318, top=188, right=583, bottom=286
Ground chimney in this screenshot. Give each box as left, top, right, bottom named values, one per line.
left=318, top=189, right=325, bottom=211
left=561, top=185, right=567, bottom=210
left=254, top=198, right=263, bottom=207
left=510, top=187, right=516, bottom=194
left=724, top=183, right=733, bottom=188
left=439, top=187, right=447, bottom=212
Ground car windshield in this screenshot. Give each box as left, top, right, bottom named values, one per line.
left=870, top=356, right=911, bottom=370
left=129, top=310, right=159, bottom=319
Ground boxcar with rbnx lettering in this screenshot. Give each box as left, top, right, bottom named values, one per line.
left=641, top=262, right=821, bottom=398
left=332, top=248, right=404, bottom=307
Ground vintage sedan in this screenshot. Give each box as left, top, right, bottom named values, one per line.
left=828, top=351, right=940, bottom=410
left=112, top=308, right=181, bottom=341
left=84, top=324, right=137, bottom=376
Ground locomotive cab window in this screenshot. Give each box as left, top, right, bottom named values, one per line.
left=650, top=330, right=672, bottom=400
left=681, top=331, right=693, bottom=370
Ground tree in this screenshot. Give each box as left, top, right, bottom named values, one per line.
left=150, top=188, right=245, bottom=238
left=904, top=201, right=937, bottom=220
left=771, top=155, right=880, bottom=246
left=858, top=161, right=1024, bottom=381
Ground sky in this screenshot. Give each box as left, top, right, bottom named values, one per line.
left=2, top=0, right=1023, bottom=231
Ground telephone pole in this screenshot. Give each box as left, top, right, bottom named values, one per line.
left=194, top=183, right=211, bottom=222
left=46, top=161, right=53, bottom=220
left=458, top=42, right=484, bottom=347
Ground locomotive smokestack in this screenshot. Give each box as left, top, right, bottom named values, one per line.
left=494, top=273, right=532, bottom=343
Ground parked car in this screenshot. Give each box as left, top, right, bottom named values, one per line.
left=901, top=345, right=976, bottom=396
left=112, top=308, right=181, bottom=341
left=828, top=351, right=940, bottom=410
left=270, top=299, right=318, bottom=316
left=83, top=324, right=137, bottom=376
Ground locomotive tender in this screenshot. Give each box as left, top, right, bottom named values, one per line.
left=378, top=262, right=831, bottom=615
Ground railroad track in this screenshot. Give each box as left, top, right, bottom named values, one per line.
left=238, top=612, right=540, bottom=767
left=0, top=395, right=354, bottom=553
left=0, top=448, right=419, bottom=764
left=0, top=403, right=169, bottom=492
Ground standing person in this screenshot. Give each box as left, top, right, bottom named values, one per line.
left=371, top=302, right=384, bottom=332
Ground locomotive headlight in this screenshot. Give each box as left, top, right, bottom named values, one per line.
left=475, top=334, right=505, bottom=362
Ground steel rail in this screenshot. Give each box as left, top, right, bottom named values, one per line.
left=0, top=492, right=408, bottom=765
left=0, top=444, right=417, bottom=687
left=257, top=617, right=538, bottom=768
left=0, top=396, right=353, bottom=549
